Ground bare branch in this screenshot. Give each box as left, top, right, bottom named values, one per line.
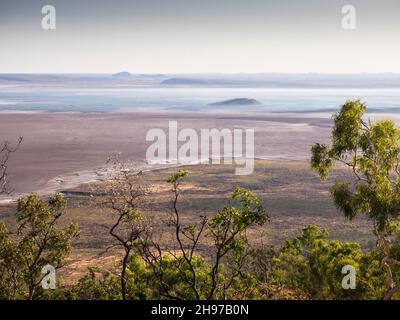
left=0, top=136, right=22, bottom=194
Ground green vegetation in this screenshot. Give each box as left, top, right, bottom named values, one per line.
left=311, top=99, right=400, bottom=299
left=1, top=99, right=400, bottom=299
left=0, top=194, right=79, bottom=299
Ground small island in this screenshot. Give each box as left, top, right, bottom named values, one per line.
left=111, top=71, right=133, bottom=79
left=208, top=98, right=262, bottom=106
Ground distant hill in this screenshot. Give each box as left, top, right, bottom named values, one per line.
left=159, top=74, right=400, bottom=88
left=161, top=78, right=209, bottom=85
left=138, top=74, right=166, bottom=78
left=209, top=98, right=262, bottom=106
left=111, top=71, right=132, bottom=79
left=0, top=76, right=29, bottom=82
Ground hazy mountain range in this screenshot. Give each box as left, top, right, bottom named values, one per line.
left=2, top=73, right=400, bottom=88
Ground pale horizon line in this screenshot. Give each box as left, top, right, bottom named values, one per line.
left=1, top=72, right=400, bottom=76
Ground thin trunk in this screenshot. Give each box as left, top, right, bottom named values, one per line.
left=121, top=248, right=131, bottom=300
left=28, top=282, right=35, bottom=300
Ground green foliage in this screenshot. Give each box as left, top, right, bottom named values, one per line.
left=209, top=187, right=268, bottom=236
left=272, top=225, right=386, bottom=299
left=62, top=256, right=156, bottom=300
left=48, top=225, right=391, bottom=301
left=311, top=99, right=400, bottom=234
left=166, top=170, right=189, bottom=184
left=331, top=99, right=367, bottom=156
left=311, top=99, right=400, bottom=299
left=124, top=254, right=159, bottom=299
left=71, top=267, right=121, bottom=300
left=310, top=143, right=333, bottom=180
left=0, top=222, right=18, bottom=299
left=64, top=253, right=263, bottom=300
left=0, top=193, right=79, bottom=299
left=158, top=255, right=213, bottom=299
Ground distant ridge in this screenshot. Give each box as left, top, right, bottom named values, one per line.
left=111, top=71, right=132, bottom=79
left=2, top=73, right=400, bottom=88
left=159, top=74, right=400, bottom=88
left=161, top=78, right=209, bottom=85
left=209, top=98, right=262, bottom=106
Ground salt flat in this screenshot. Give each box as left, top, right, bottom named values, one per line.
left=0, top=111, right=332, bottom=199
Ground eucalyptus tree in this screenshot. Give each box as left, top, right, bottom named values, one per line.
left=0, top=194, right=79, bottom=299
left=311, top=99, right=400, bottom=299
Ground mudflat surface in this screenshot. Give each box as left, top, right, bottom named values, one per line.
left=0, top=111, right=334, bottom=199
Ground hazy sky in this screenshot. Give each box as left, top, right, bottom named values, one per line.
left=1, top=0, right=399, bottom=73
